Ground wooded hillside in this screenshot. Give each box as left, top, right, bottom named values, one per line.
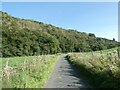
left=1, top=12, right=119, bottom=57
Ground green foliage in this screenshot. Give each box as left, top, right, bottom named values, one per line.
left=2, top=55, right=60, bottom=88
left=66, top=48, right=120, bottom=88
left=88, top=33, right=95, bottom=37
left=1, top=12, right=119, bottom=57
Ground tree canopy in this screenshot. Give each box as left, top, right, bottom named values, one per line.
left=1, top=12, right=119, bottom=57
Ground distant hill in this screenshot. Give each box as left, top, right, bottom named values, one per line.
left=1, top=11, right=119, bottom=57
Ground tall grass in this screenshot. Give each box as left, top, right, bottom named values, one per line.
left=2, top=55, right=60, bottom=88
left=0, top=58, right=2, bottom=89
left=66, top=47, right=120, bottom=88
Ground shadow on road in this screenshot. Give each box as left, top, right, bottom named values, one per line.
left=45, top=55, right=92, bottom=89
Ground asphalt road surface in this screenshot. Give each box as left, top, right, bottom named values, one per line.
left=44, top=55, right=92, bottom=89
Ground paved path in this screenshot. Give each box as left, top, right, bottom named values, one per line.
left=44, top=55, right=91, bottom=89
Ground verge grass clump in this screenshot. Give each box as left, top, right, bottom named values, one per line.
left=2, top=55, right=60, bottom=88
left=66, top=47, right=120, bottom=88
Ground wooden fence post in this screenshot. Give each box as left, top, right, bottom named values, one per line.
left=117, top=49, right=120, bottom=59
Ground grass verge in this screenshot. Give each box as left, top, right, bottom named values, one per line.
left=66, top=48, right=120, bottom=88
left=2, top=54, right=60, bottom=88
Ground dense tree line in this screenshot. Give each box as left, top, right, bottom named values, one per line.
left=1, top=12, right=119, bottom=57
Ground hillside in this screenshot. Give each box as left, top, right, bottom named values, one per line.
left=1, top=11, right=119, bottom=57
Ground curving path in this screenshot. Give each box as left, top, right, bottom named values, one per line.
left=44, top=55, right=92, bottom=89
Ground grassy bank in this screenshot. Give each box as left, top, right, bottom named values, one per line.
left=0, top=58, right=2, bottom=89
left=66, top=47, right=120, bottom=88
left=2, top=54, right=60, bottom=88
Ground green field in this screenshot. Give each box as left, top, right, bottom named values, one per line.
left=66, top=47, right=120, bottom=88
left=1, top=47, right=120, bottom=88
left=2, top=54, right=60, bottom=88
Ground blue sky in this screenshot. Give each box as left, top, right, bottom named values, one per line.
left=2, top=2, right=118, bottom=41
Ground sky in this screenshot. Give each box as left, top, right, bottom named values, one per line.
left=2, top=2, right=118, bottom=41
left=1, top=0, right=120, bottom=2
